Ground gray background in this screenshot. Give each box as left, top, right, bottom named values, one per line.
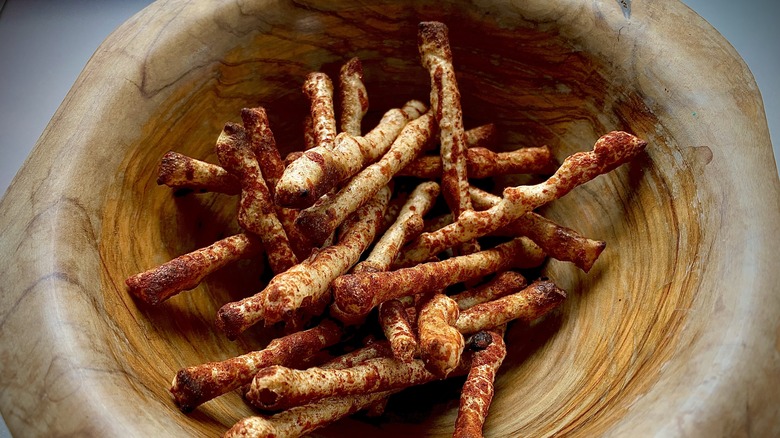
left=0, top=1, right=777, bottom=437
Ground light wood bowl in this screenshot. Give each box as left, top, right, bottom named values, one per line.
left=1, top=0, right=779, bottom=436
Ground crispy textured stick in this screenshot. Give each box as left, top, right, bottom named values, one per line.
left=355, top=181, right=439, bottom=273
left=303, top=72, right=338, bottom=150
left=169, top=319, right=343, bottom=412
left=455, top=280, right=566, bottom=334
left=126, top=233, right=262, bottom=306
left=241, top=107, right=285, bottom=194
left=470, top=186, right=606, bottom=272
left=215, top=123, right=298, bottom=274
left=156, top=151, right=240, bottom=195
left=419, top=21, right=472, bottom=218
left=417, top=292, right=465, bottom=377
left=216, top=186, right=391, bottom=339
left=225, top=390, right=399, bottom=438
left=333, top=236, right=545, bottom=316
left=339, top=57, right=369, bottom=136
left=276, top=100, right=426, bottom=209
left=295, top=112, right=436, bottom=245
left=450, top=271, right=528, bottom=310
left=396, top=131, right=647, bottom=266
left=454, top=329, right=507, bottom=438
left=397, top=146, right=556, bottom=179
left=246, top=355, right=463, bottom=411
left=378, top=299, right=418, bottom=362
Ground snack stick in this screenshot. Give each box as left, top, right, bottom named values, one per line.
left=379, top=299, right=418, bottom=362
left=455, top=280, right=567, bottom=334
left=295, top=111, right=437, bottom=245
left=225, top=390, right=399, bottom=438
left=333, top=236, right=545, bottom=316
left=397, top=145, right=556, bottom=179
left=339, top=57, right=369, bottom=136
left=216, top=186, right=391, bottom=339
left=417, top=292, right=465, bottom=377
left=419, top=21, right=472, bottom=219
left=169, top=319, right=343, bottom=412
left=470, top=186, right=606, bottom=272
left=241, top=107, right=285, bottom=194
left=454, top=329, right=507, bottom=438
left=355, top=181, right=439, bottom=273
left=215, top=123, right=298, bottom=274
left=126, top=233, right=262, bottom=306
left=276, top=100, right=426, bottom=209
left=464, top=123, right=497, bottom=149
left=156, top=151, right=240, bottom=195
left=284, top=150, right=304, bottom=166
left=246, top=356, right=452, bottom=411
left=450, top=270, right=528, bottom=310
left=395, top=131, right=647, bottom=266
left=302, top=72, right=338, bottom=150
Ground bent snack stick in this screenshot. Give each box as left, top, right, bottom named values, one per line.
left=395, top=131, right=647, bottom=267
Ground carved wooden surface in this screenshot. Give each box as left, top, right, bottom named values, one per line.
left=0, top=0, right=778, bottom=436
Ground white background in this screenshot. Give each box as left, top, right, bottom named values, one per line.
left=0, top=1, right=777, bottom=437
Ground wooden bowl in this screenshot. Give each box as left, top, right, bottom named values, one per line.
left=1, top=0, right=778, bottom=436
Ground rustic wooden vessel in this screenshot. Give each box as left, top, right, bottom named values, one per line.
left=1, top=0, right=778, bottom=436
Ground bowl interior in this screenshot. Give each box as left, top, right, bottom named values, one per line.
left=94, top=1, right=724, bottom=436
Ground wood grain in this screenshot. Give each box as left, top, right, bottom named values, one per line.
left=0, top=0, right=779, bottom=437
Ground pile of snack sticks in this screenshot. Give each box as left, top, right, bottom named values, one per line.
left=126, top=21, right=646, bottom=438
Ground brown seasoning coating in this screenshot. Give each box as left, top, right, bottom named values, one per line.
left=333, top=236, right=545, bottom=316
left=339, top=57, right=369, bottom=136
left=215, top=186, right=391, bottom=338
left=470, top=186, right=606, bottom=272
left=395, top=131, right=647, bottom=266
left=126, top=233, right=262, bottom=306
left=453, top=329, right=507, bottom=438
left=246, top=356, right=444, bottom=410
left=215, top=123, right=298, bottom=274
left=169, top=319, right=343, bottom=412
left=156, top=151, right=240, bottom=195
left=294, top=112, right=436, bottom=245
left=455, top=280, right=567, bottom=334
left=418, top=21, right=473, bottom=219
left=302, top=72, right=338, bottom=150
left=397, top=145, right=556, bottom=179
left=450, top=270, right=528, bottom=310
left=276, top=100, right=425, bottom=209
left=417, top=292, right=465, bottom=377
